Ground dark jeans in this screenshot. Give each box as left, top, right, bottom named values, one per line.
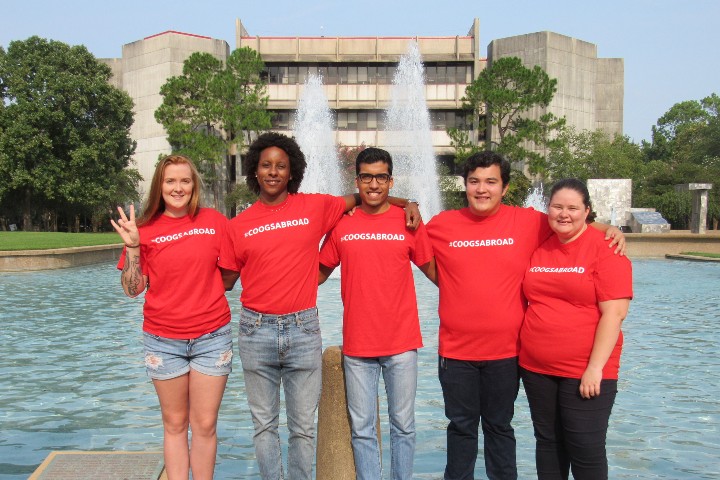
left=520, top=368, right=617, bottom=480
left=439, top=356, right=519, bottom=480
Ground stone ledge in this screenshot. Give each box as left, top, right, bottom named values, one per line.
left=2, top=233, right=720, bottom=271
left=665, top=254, right=720, bottom=262
left=0, top=244, right=124, bottom=272
left=625, top=231, right=720, bottom=258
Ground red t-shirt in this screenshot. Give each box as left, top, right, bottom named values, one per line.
left=426, top=205, right=551, bottom=361
left=520, top=226, right=633, bottom=379
left=319, top=206, right=433, bottom=357
left=219, top=193, right=346, bottom=314
left=117, top=208, right=231, bottom=339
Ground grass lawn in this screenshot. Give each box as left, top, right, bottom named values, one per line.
left=0, top=232, right=121, bottom=251
left=680, top=251, right=720, bottom=259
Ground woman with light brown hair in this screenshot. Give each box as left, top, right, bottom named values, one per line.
left=111, top=155, right=231, bottom=480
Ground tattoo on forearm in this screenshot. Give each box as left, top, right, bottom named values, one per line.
left=121, top=253, right=143, bottom=296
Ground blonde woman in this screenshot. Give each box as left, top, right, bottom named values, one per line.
left=111, top=155, right=231, bottom=480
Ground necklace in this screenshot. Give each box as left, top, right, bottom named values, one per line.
left=261, top=197, right=290, bottom=213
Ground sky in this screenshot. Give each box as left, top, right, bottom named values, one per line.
left=2, top=0, right=719, bottom=143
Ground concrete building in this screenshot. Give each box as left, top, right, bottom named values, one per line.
left=235, top=18, right=482, bottom=175
left=488, top=31, right=623, bottom=140
left=102, top=19, right=623, bottom=200
left=101, top=31, right=230, bottom=199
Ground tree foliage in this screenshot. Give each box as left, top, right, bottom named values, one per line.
left=503, top=168, right=533, bottom=208
left=462, top=56, right=563, bottom=166
left=446, top=127, right=481, bottom=166
left=0, top=36, right=138, bottom=231
left=545, top=128, right=644, bottom=182
left=638, top=94, right=720, bottom=228
left=155, top=47, right=272, bottom=214
left=540, top=95, right=720, bottom=229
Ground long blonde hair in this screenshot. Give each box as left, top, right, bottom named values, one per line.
left=138, top=155, right=202, bottom=226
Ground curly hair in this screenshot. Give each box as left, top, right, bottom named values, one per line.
left=244, top=132, right=307, bottom=195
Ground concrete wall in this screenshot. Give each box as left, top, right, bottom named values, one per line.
left=4, top=235, right=718, bottom=272
left=238, top=35, right=477, bottom=63
left=487, top=31, right=624, bottom=144
left=266, top=83, right=465, bottom=110
left=625, top=232, right=720, bottom=258
left=588, top=178, right=632, bottom=226
left=108, top=32, right=230, bottom=198
left=0, top=245, right=123, bottom=272
left=99, top=58, right=124, bottom=90
left=595, top=58, right=624, bottom=134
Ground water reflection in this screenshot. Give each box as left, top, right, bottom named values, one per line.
left=0, top=259, right=718, bottom=478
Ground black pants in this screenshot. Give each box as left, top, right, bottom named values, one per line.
left=520, top=368, right=617, bottom=480
left=439, top=356, right=519, bottom=480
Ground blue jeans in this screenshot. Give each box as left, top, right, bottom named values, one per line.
left=439, top=356, right=519, bottom=480
left=520, top=368, right=617, bottom=480
left=343, top=350, right=418, bottom=480
left=238, top=307, right=322, bottom=480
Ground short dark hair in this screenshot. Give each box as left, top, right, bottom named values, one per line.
left=244, top=132, right=307, bottom=195
left=550, top=178, right=596, bottom=222
left=356, top=147, right=393, bottom=175
left=462, top=151, right=511, bottom=187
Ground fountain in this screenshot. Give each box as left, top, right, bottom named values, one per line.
left=523, top=184, right=547, bottom=213
left=291, top=44, right=442, bottom=219
left=382, top=41, right=442, bottom=220
left=293, top=74, right=344, bottom=196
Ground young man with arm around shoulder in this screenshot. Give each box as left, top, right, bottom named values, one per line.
left=319, top=148, right=435, bottom=480
left=425, top=152, right=625, bottom=480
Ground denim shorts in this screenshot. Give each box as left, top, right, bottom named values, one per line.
left=142, top=323, right=233, bottom=380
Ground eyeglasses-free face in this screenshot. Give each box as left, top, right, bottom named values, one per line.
left=356, top=173, right=392, bottom=184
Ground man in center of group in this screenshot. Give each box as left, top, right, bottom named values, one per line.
left=319, top=147, right=436, bottom=480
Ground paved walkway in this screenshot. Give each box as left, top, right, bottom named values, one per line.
left=29, top=452, right=166, bottom=480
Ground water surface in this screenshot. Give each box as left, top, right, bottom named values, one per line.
left=0, top=259, right=718, bottom=478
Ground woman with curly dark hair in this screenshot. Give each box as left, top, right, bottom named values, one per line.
left=219, top=132, right=420, bottom=480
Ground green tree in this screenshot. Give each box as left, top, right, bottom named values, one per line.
left=462, top=56, right=562, bottom=166
left=639, top=94, right=720, bottom=228
left=436, top=164, right=465, bottom=210
left=644, top=95, right=717, bottom=162
left=500, top=112, right=566, bottom=176
left=545, top=128, right=644, bottom=182
left=155, top=47, right=272, bottom=214
left=503, top=168, right=533, bottom=208
left=446, top=127, right=481, bottom=166
left=224, top=182, right=258, bottom=213
left=0, top=36, right=138, bottom=231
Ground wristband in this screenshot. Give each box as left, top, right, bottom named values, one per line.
left=125, top=243, right=140, bottom=248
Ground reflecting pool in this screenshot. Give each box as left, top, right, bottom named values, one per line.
left=1, top=259, right=719, bottom=478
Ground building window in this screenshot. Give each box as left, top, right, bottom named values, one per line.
left=263, top=62, right=470, bottom=85
left=430, top=110, right=473, bottom=130
left=271, top=110, right=292, bottom=130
